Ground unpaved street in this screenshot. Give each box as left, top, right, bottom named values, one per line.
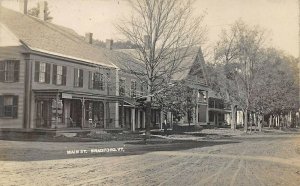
left=0, top=134, right=300, bottom=186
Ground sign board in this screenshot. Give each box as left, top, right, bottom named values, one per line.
left=62, top=93, right=72, bottom=99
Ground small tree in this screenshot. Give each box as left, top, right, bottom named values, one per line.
left=156, top=81, right=197, bottom=126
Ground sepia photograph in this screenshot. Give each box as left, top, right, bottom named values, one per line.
left=0, top=0, right=300, bottom=185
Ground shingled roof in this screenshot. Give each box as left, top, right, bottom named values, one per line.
left=0, top=6, right=117, bottom=68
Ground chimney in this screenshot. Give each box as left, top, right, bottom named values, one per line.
left=144, top=35, right=150, bottom=49
left=39, top=1, right=46, bottom=21
left=19, top=0, right=28, bottom=14
left=106, top=39, right=113, bottom=50
left=85, top=33, right=93, bottom=44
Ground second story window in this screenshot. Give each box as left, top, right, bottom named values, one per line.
left=74, top=68, right=83, bottom=87
left=53, top=65, right=67, bottom=85
left=93, top=72, right=105, bottom=91
left=119, top=78, right=125, bottom=96
left=34, top=61, right=50, bottom=83
left=89, top=72, right=105, bottom=91
left=130, top=80, right=137, bottom=98
left=0, top=60, right=20, bottom=82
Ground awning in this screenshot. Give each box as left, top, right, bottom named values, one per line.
left=33, top=89, right=122, bottom=102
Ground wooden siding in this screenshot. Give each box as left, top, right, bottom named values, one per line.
left=30, top=54, right=117, bottom=96
left=0, top=46, right=26, bottom=128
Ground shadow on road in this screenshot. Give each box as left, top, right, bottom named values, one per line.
left=0, top=139, right=239, bottom=162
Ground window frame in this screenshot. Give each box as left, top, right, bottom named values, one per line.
left=93, top=72, right=105, bottom=91
left=0, top=60, right=20, bottom=83
left=74, top=68, right=83, bottom=88
left=130, top=79, right=137, bottom=98
left=0, top=95, right=18, bottom=118
left=34, top=61, right=50, bottom=84
left=53, top=65, right=67, bottom=86
left=119, top=78, right=126, bottom=96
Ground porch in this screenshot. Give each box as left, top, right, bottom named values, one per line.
left=32, top=89, right=122, bottom=130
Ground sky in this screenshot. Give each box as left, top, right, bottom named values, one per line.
left=1, top=0, right=299, bottom=57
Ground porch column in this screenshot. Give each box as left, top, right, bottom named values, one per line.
left=205, top=91, right=209, bottom=124
left=137, top=110, right=141, bottom=129
left=131, top=108, right=135, bottom=131
left=115, top=102, right=119, bottom=128
left=196, top=104, right=199, bottom=123
left=54, top=93, right=59, bottom=129
left=121, top=101, right=125, bottom=128
left=142, top=111, right=146, bottom=128
left=160, top=111, right=164, bottom=129
left=103, top=101, right=107, bottom=129
left=81, top=97, right=85, bottom=129
left=193, top=106, right=197, bottom=125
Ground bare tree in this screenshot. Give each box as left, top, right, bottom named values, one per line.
left=212, top=20, right=267, bottom=132
left=116, top=0, right=206, bottom=137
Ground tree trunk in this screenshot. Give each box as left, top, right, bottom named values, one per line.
left=144, top=101, right=152, bottom=143
left=231, top=105, right=237, bottom=130
left=258, top=114, right=262, bottom=132
left=244, top=110, right=248, bottom=132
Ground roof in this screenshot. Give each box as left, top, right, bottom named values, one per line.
left=115, top=46, right=208, bottom=85
left=0, top=6, right=117, bottom=68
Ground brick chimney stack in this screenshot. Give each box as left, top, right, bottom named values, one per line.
left=106, top=39, right=113, bottom=50
left=39, top=1, right=46, bottom=21
left=85, top=33, right=93, bottom=44
left=19, top=0, right=28, bottom=14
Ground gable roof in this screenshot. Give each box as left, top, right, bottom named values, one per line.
left=170, top=47, right=208, bottom=86
left=0, top=6, right=116, bottom=68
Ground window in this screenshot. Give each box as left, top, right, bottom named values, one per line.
left=53, top=65, right=66, bottom=85
left=130, top=80, right=137, bottom=98
left=119, top=78, right=125, bottom=96
left=34, top=61, right=50, bottom=83
left=140, top=82, right=147, bottom=96
left=93, top=72, right=104, bottom=90
left=0, top=95, right=18, bottom=118
left=0, top=60, right=20, bottom=82
left=74, top=68, right=83, bottom=87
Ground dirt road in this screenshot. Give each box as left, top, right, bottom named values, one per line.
left=0, top=134, right=300, bottom=186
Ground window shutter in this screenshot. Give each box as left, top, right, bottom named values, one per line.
left=45, top=63, right=51, bottom=84
left=74, top=68, right=77, bottom=86
left=62, top=66, right=67, bottom=85
left=52, top=64, right=57, bottom=85
left=0, top=61, right=4, bottom=82
left=88, top=71, right=93, bottom=89
left=14, top=61, right=20, bottom=82
left=34, top=61, right=40, bottom=82
left=12, top=96, right=18, bottom=118
left=79, top=69, right=83, bottom=87
left=0, top=96, right=3, bottom=117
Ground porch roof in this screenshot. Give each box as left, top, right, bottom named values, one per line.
left=32, top=89, right=123, bottom=102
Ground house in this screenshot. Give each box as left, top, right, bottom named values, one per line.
left=207, top=91, right=230, bottom=126
left=0, top=2, right=122, bottom=130
left=167, top=47, right=210, bottom=126
left=0, top=1, right=212, bottom=132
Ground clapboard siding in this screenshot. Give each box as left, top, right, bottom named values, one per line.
left=30, top=54, right=117, bottom=96
left=0, top=46, right=26, bottom=128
